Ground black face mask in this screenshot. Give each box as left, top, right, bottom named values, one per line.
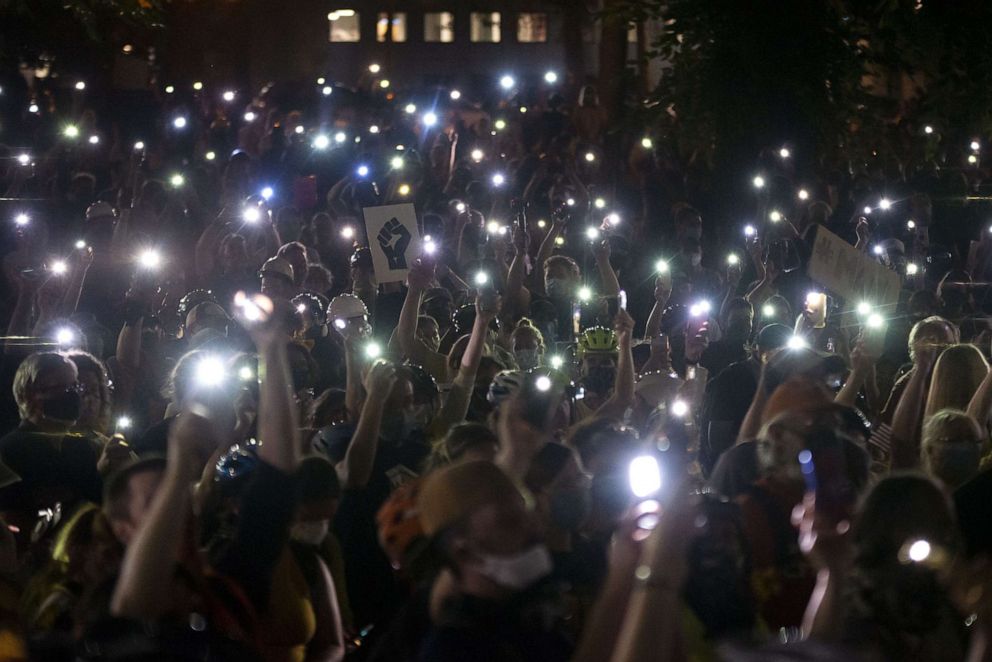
left=42, top=388, right=81, bottom=423
left=583, top=367, right=615, bottom=396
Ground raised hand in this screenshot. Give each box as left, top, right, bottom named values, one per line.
left=407, top=258, right=435, bottom=291
left=364, top=361, right=397, bottom=400
left=377, top=218, right=412, bottom=270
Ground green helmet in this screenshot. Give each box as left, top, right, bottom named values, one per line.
left=577, top=326, right=618, bottom=358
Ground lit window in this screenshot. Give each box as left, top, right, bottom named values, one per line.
left=517, top=13, right=547, bottom=42
left=425, top=12, right=455, bottom=42
left=627, top=23, right=638, bottom=42
left=377, top=12, right=407, bottom=42
left=471, top=12, right=501, bottom=42
left=328, top=9, right=359, bottom=42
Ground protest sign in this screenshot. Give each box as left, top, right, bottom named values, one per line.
left=362, top=203, right=421, bottom=283
left=807, top=225, right=901, bottom=314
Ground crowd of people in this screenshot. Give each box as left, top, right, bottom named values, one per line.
left=3, top=67, right=992, bottom=661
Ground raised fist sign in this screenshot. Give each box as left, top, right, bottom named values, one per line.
left=377, top=218, right=412, bottom=270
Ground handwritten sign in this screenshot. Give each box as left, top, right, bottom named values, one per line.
left=362, top=203, right=421, bottom=283
left=808, top=225, right=901, bottom=313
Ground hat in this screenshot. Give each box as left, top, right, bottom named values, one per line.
left=328, top=293, right=368, bottom=322
left=635, top=370, right=683, bottom=410
left=185, top=301, right=230, bottom=331
left=259, top=256, right=294, bottom=283
left=761, top=376, right=833, bottom=424
left=418, top=461, right=524, bottom=536
left=85, top=201, right=116, bottom=222
left=756, top=324, right=793, bottom=352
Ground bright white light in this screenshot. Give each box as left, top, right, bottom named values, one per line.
left=75, top=81, right=86, bottom=91
left=334, top=318, right=347, bottom=330
left=379, top=79, right=390, bottom=89
left=63, top=125, right=79, bottom=139
left=879, top=198, right=892, bottom=211
left=566, top=198, right=575, bottom=206
left=14, top=213, right=29, bottom=227
left=857, top=302, right=872, bottom=316
left=456, top=202, right=467, bottom=213
left=779, top=147, right=791, bottom=158
left=424, top=239, right=437, bottom=255
left=243, top=207, right=261, bottom=223
left=535, top=375, right=552, bottom=392
left=585, top=227, right=601, bottom=241
left=762, top=304, right=775, bottom=318
left=471, top=149, right=484, bottom=162
left=907, top=539, right=931, bottom=563
left=554, top=236, right=565, bottom=246
left=544, top=71, right=558, bottom=84
left=74, top=240, right=86, bottom=250
left=133, top=141, right=145, bottom=151
left=223, top=90, right=235, bottom=102
left=244, top=111, right=256, bottom=122
left=594, top=197, right=606, bottom=209
left=390, top=156, right=404, bottom=169
left=116, top=416, right=132, bottom=430
left=88, top=135, right=100, bottom=145
left=655, top=259, right=670, bottom=274
left=744, top=224, right=757, bottom=237
left=606, top=212, right=621, bottom=225
left=752, top=175, right=765, bottom=189
left=357, top=165, right=369, bottom=177
left=422, top=112, right=438, bottom=127
left=491, top=173, right=505, bottom=187
left=172, top=116, right=187, bottom=129
left=205, top=151, right=216, bottom=161
left=972, top=140, right=981, bottom=152
left=28, top=103, right=39, bottom=114
left=50, top=260, right=68, bottom=275
left=169, top=173, right=184, bottom=188
left=671, top=400, right=689, bottom=417
left=798, top=188, right=810, bottom=201
left=368, top=63, right=381, bottom=74
left=924, top=125, right=934, bottom=135
left=195, top=356, right=226, bottom=388
left=397, top=184, right=411, bottom=196
left=238, top=366, right=254, bottom=381
left=584, top=151, right=596, bottom=163
left=689, top=300, right=711, bottom=317
left=494, top=119, right=506, bottom=131
left=486, top=220, right=501, bottom=235
left=165, top=85, right=175, bottom=94
left=537, top=219, right=547, bottom=229
left=864, top=206, right=873, bottom=215
left=313, top=134, right=330, bottom=150
left=906, top=262, right=919, bottom=276
left=907, top=219, right=916, bottom=230
left=450, top=89, right=461, bottom=100
left=641, top=137, right=653, bottom=149
left=296, top=303, right=307, bottom=314
left=629, top=455, right=662, bottom=498
left=499, top=75, right=515, bottom=90
left=260, top=186, right=274, bottom=200
left=368, top=125, right=379, bottom=134
left=322, top=86, right=333, bottom=96
left=138, top=249, right=161, bottom=269
left=365, top=342, right=382, bottom=359
left=474, top=272, right=489, bottom=286
left=341, top=226, right=355, bottom=240
left=873, top=245, right=883, bottom=256
left=404, top=103, right=417, bottom=114
left=727, top=254, right=740, bottom=266
left=787, top=335, right=807, bottom=350
left=192, top=81, right=203, bottom=91
left=866, top=313, right=885, bottom=329
left=969, top=154, right=979, bottom=165
left=550, top=355, right=564, bottom=370
left=16, top=154, right=30, bottom=166
left=769, top=210, right=782, bottom=222
left=334, top=131, right=346, bottom=144
left=55, top=328, right=75, bottom=346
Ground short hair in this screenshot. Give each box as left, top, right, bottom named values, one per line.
left=543, top=255, right=579, bottom=277
left=909, top=316, right=959, bottom=362
left=13, top=352, right=74, bottom=419
left=102, top=457, right=167, bottom=524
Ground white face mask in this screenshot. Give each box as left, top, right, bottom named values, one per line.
left=291, top=519, right=330, bottom=546
left=476, top=544, right=552, bottom=591
left=514, top=348, right=541, bottom=370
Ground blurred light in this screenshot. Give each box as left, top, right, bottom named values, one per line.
left=195, top=356, right=226, bottom=388
left=63, top=125, right=79, bottom=139
left=205, top=151, right=216, bottom=161
left=14, top=213, right=29, bottom=227
left=671, top=400, right=689, bottom=417
left=535, top=375, right=552, bottom=392
left=238, top=366, right=254, bottom=382
left=365, top=342, right=382, bottom=359
left=192, top=81, right=203, bottom=91
left=494, top=119, right=506, bottom=131
left=969, top=154, right=979, bottom=165
left=455, top=202, right=467, bottom=213
left=398, top=183, right=411, bottom=196
left=450, top=89, right=461, bottom=100
left=257, top=186, right=273, bottom=200
left=798, top=188, right=810, bottom=200
left=16, top=153, right=30, bottom=166
left=727, top=253, right=740, bottom=266
left=499, top=74, right=515, bottom=90
left=873, top=244, right=883, bottom=255
left=133, top=141, right=145, bottom=151
left=88, top=135, right=100, bottom=145
left=593, top=197, right=606, bottom=209
left=313, top=134, right=330, bottom=150
left=486, top=220, right=500, bottom=234
left=341, top=226, right=355, bottom=240
left=221, top=90, right=235, bottom=103
left=50, top=260, right=68, bottom=275
left=779, top=147, right=791, bottom=158
left=390, top=156, right=404, bottom=169
left=879, top=198, right=892, bottom=211
left=74, top=239, right=86, bottom=250
left=471, top=148, right=484, bottom=162
left=554, top=236, right=565, bottom=246
left=584, top=151, right=596, bottom=162
left=244, top=111, right=256, bottom=122
left=474, top=271, right=489, bottom=286
left=585, top=227, right=600, bottom=241
left=243, top=207, right=261, bottom=223
left=368, top=124, right=379, bottom=134
left=519, top=106, right=528, bottom=114
left=866, top=313, right=885, bottom=329
left=907, top=219, right=916, bottom=229
left=138, top=249, right=162, bottom=269
left=169, top=173, right=184, bottom=188
left=655, top=259, right=669, bottom=274
left=74, top=81, right=86, bottom=91
left=769, top=210, right=782, bottom=222
left=863, top=206, right=873, bottom=215
left=544, top=71, right=558, bottom=84
left=550, top=355, right=564, bottom=370
left=605, top=212, right=621, bottom=226
left=404, top=103, right=417, bottom=114
left=924, top=125, right=934, bottom=135
left=689, top=300, right=711, bottom=317
left=752, top=175, right=765, bottom=189
left=172, top=116, right=187, bottom=129
left=116, top=416, right=132, bottom=430
left=906, top=262, right=919, bottom=276
left=972, top=140, right=981, bottom=152
left=641, top=136, right=653, bottom=149
left=857, top=301, right=872, bottom=316
left=55, top=328, right=75, bottom=346
left=628, top=455, right=661, bottom=498
left=787, top=335, right=807, bottom=350
left=368, top=63, right=381, bottom=74
left=357, top=165, right=369, bottom=177
left=28, top=103, right=39, bottom=114
left=744, top=224, right=757, bottom=237
left=322, top=86, right=333, bottom=96
left=537, top=219, right=547, bottom=229
left=491, top=173, right=506, bottom=187
left=379, top=79, right=390, bottom=89
left=566, top=198, right=575, bottom=206
left=907, top=539, right=932, bottom=563
left=165, top=85, right=175, bottom=94
left=422, top=111, right=438, bottom=127
left=762, top=304, right=776, bottom=318
left=334, top=131, right=346, bottom=144
left=424, top=239, right=437, bottom=255
left=578, top=286, right=593, bottom=302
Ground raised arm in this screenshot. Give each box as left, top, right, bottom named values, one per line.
left=533, top=219, right=565, bottom=296
left=251, top=305, right=301, bottom=475
left=58, top=248, right=93, bottom=316
left=967, top=349, right=992, bottom=426
left=504, top=227, right=532, bottom=319
left=592, top=239, right=620, bottom=297
left=434, top=295, right=498, bottom=432
left=644, top=275, right=671, bottom=340
left=595, top=310, right=636, bottom=420
left=396, top=259, right=438, bottom=365
left=337, top=361, right=396, bottom=489
left=889, top=343, right=937, bottom=470
left=835, top=338, right=876, bottom=409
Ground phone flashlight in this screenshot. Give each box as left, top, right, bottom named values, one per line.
left=769, top=210, right=782, bottom=223
left=689, top=300, right=711, bottom=317
left=798, top=188, right=810, bottom=201
left=55, top=328, right=75, bottom=346
left=585, top=227, right=601, bottom=241
left=172, top=116, right=187, bottom=129
left=365, top=342, right=382, bottom=359
left=169, top=173, right=184, bottom=188
left=577, top=286, right=593, bottom=303
left=313, top=135, right=330, bottom=150
left=787, top=335, right=807, bottom=350
left=762, top=304, right=775, bottom=318
left=116, top=415, right=132, bottom=431
left=474, top=272, right=489, bottom=287
left=194, top=356, right=227, bottom=388
left=619, top=290, right=627, bottom=311
left=17, top=154, right=30, bottom=166
left=550, top=355, right=564, bottom=370
left=260, top=186, right=274, bottom=200
left=594, top=197, right=606, bottom=209
left=243, top=207, right=261, bottom=223
left=727, top=254, right=740, bottom=266
left=670, top=399, right=689, bottom=417
left=486, top=220, right=500, bottom=235
left=50, top=260, right=68, bottom=275
left=14, top=213, right=29, bottom=227
left=907, top=219, right=916, bottom=230
left=866, top=313, right=885, bottom=329
left=906, top=263, right=919, bottom=276
left=238, top=366, right=255, bottom=382
left=744, top=224, right=757, bottom=237
left=356, top=165, right=369, bottom=177
left=491, top=173, right=506, bottom=187
left=398, top=184, right=411, bottom=197
left=628, top=455, right=662, bottom=498
left=137, top=249, right=161, bottom=270
left=605, top=212, right=621, bottom=226
left=857, top=301, right=872, bottom=316
left=75, top=239, right=87, bottom=250
left=752, top=175, right=765, bottom=189
left=470, top=149, right=484, bottom=163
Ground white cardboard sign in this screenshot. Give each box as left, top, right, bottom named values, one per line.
left=362, top=203, right=421, bottom=283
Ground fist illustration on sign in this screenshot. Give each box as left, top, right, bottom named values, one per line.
left=377, top=218, right=412, bottom=270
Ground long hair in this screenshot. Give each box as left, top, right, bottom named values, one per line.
left=924, top=344, right=988, bottom=418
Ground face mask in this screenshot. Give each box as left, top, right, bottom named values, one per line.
left=545, top=278, right=570, bottom=300
left=515, top=348, right=541, bottom=371
left=583, top=366, right=615, bottom=395
left=381, top=410, right=417, bottom=442
left=689, top=254, right=702, bottom=267
left=931, top=443, right=982, bottom=487
left=291, top=519, right=330, bottom=546
left=476, top=544, right=552, bottom=591
left=549, top=487, right=590, bottom=532
left=42, top=389, right=82, bottom=423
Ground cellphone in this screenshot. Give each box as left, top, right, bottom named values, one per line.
left=806, top=293, right=827, bottom=329
left=511, top=198, right=525, bottom=231
left=687, top=316, right=708, bottom=340
left=657, top=269, right=673, bottom=290
left=606, top=296, right=620, bottom=319
left=864, top=324, right=885, bottom=356
left=799, top=429, right=856, bottom=526
left=519, top=373, right=565, bottom=430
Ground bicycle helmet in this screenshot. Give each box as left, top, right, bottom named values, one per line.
left=487, top=370, right=523, bottom=405
left=403, top=362, right=440, bottom=406
left=577, top=326, right=618, bottom=358
left=176, top=289, right=217, bottom=337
